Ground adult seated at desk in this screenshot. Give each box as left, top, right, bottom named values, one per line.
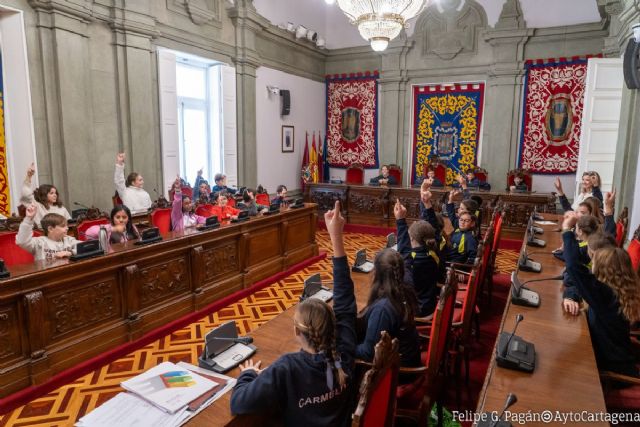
left=113, top=152, right=152, bottom=214
left=508, top=174, right=529, bottom=192
left=20, top=163, right=71, bottom=228
left=211, top=173, right=237, bottom=195
left=452, top=169, right=490, bottom=191
left=230, top=200, right=357, bottom=427
left=369, top=165, right=397, bottom=186
left=561, top=211, right=640, bottom=377
left=171, top=177, right=206, bottom=231
left=16, top=204, right=80, bottom=261
left=210, top=191, right=240, bottom=221
left=271, top=185, right=288, bottom=208
left=85, top=205, right=140, bottom=244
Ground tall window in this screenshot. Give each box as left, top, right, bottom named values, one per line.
left=176, top=58, right=222, bottom=183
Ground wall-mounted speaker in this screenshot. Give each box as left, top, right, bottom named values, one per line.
left=280, top=90, right=291, bottom=116
left=623, top=39, right=640, bottom=90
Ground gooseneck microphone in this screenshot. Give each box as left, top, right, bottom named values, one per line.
left=502, top=314, right=524, bottom=358
left=74, top=201, right=91, bottom=210
left=491, top=393, right=518, bottom=427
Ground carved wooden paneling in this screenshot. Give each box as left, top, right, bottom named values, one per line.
left=137, top=258, right=189, bottom=308
left=0, top=304, right=21, bottom=361
left=349, top=191, right=388, bottom=215
left=48, top=280, right=119, bottom=339
left=200, top=242, right=239, bottom=282
left=307, top=188, right=348, bottom=213
left=24, top=291, right=46, bottom=360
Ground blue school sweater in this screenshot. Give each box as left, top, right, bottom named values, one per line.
left=230, top=256, right=357, bottom=426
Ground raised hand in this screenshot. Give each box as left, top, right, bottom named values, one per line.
left=197, top=167, right=203, bottom=176
left=604, top=188, right=616, bottom=215
left=174, top=175, right=181, bottom=190
left=393, top=199, right=407, bottom=220
left=325, top=200, right=346, bottom=257
left=116, top=153, right=126, bottom=165
left=25, top=203, right=37, bottom=219
left=26, top=163, right=36, bottom=179
left=456, top=174, right=467, bottom=189
left=554, top=177, right=564, bottom=195
left=421, top=189, right=432, bottom=207
left=591, top=174, right=600, bottom=187
left=448, top=189, right=461, bottom=204
left=562, top=210, right=578, bottom=230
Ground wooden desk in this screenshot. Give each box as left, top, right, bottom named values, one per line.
left=475, top=215, right=608, bottom=426
left=0, top=205, right=318, bottom=398
left=305, top=183, right=556, bottom=238
left=189, top=267, right=373, bottom=426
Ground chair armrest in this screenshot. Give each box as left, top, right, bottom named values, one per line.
left=415, top=314, right=434, bottom=324
left=600, top=370, right=640, bottom=385
left=398, top=366, right=428, bottom=375
left=448, top=262, right=476, bottom=271
left=355, top=359, right=374, bottom=368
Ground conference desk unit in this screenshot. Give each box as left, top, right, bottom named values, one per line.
left=188, top=263, right=373, bottom=427
left=0, top=205, right=318, bottom=398
left=475, top=214, right=608, bottom=426
left=305, top=183, right=556, bottom=237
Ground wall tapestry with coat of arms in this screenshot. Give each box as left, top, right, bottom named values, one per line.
left=518, top=56, right=599, bottom=174
left=411, top=83, right=485, bottom=185
left=325, top=72, right=379, bottom=168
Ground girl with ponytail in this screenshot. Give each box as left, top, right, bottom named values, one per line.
left=394, top=199, right=442, bottom=317
left=231, top=201, right=357, bottom=427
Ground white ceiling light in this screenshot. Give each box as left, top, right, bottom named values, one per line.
left=336, top=0, right=428, bottom=52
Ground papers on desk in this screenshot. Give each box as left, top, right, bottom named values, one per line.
left=76, top=362, right=234, bottom=427
left=534, top=220, right=556, bottom=225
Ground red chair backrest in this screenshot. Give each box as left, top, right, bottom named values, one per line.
left=227, top=197, right=236, bottom=208
left=627, top=239, right=640, bottom=274
left=256, top=193, right=270, bottom=206
left=425, top=269, right=458, bottom=376
left=150, top=208, right=171, bottom=234
left=616, top=222, right=625, bottom=247
left=492, top=212, right=504, bottom=253
left=346, top=164, right=364, bottom=185
left=168, top=186, right=194, bottom=201
left=475, top=171, right=488, bottom=182
left=112, top=191, right=123, bottom=207
left=0, top=230, right=41, bottom=266
left=434, top=163, right=446, bottom=184
left=76, top=218, right=110, bottom=241
left=387, top=164, right=402, bottom=185
left=195, top=204, right=216, bottom=218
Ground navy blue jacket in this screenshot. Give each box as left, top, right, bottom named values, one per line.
left=271, top=195, right=286, bottom=207
left=419, top=204, right=448, bottom=274
left=356, top=297, right=420, bottom=368
left=562, top=231, right=637, bottom=376
left=445, top=202, right=478, bottom=264
left=212, top=184, right=237, bottom=195
left=453, top=177, right=490, bottom=190
left=369, top=174, right=397, bottom=185
left=397, top=218, right=440, bottom=317
left=416, top=176, right=443, bottom=187
left=230, top=256, right=357, bottom=426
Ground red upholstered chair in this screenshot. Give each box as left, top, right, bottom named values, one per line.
left=195, top=204, right=216, bottom=218
left=227, top=196, right=236, bottom=208
left=395, top=269, right=458, bottom=426
left=424, top=160, right=446, bottom=185
left=507, top=168, right=532, bottom=190
left=627, top=227, right=640, bottom=274
left=168, top=186, right=194, bottom=201
left=352, top=332, right=400, bottom=427
left=600, top=369, right=640, bottom=415
left=473, top=166, right=488, bottom=183
left=150, top=208, right=171, bottom=234
left=616, top=207, right=629, bottom=247
left=112, top=191, right=123, bottom=207
left=76, top=218, right=110, bottom=241
left=346, top=163, right=365, bottom=185
left=387, top=164, right=402, bottom=186
left=256, top=193, right=270, bottom=206
left=0, top=230, right=41, bottom=266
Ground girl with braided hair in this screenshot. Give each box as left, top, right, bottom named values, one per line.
left=355, top=231, right=421, bottom=368
left=231, top=201, right=357, bottom=426
left=561, top=211, right=640, bottom=376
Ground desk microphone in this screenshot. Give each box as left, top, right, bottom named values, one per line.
left=211, top=336, right=254, bottom=345
left=502, top=314, right=523, bottom=358
left=152, top=188, right=161, bottom=199
left=74, top=201, right=91, bottom=210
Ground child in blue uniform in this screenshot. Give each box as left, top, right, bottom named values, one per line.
left=561, top=211, right=639, bottom=376
left=231, top=201, right=356, bottom=427
left=394, top=199, right=440, bottom=317
left=445, top=188, right=478, bottom=264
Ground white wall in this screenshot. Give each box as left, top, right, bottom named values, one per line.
left=630, top=148, right=640, bottom=242
left=255, top=66, right=324, bottom=193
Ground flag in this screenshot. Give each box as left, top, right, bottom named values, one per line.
left=317, top=131, right=324, bottom=183
left=322, top=132, right=330, bottom=183
left=301, top=132, right=310, bottom=190
left=310, top=132, right=319, bottom=183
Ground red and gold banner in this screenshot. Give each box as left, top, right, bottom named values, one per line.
left=0, top=54, right=10, bottom=216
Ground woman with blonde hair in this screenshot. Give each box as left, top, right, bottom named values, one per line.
left=562, top=211, right=640, bottom=376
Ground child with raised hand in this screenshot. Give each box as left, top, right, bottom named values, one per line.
left=113, top=152, right=152, bottom=214
left=16, top=204, right=80, bottom=261
left=418, top=179, right=447, bottom=254
left=20, top=163, right=71, bottom=228
left=445, top=187, right=478, bottom=264
left=170, top=176, right=206, bottom=231
left=231, top=201, right=357, bottom=427
left=85, top=205, right=140, bottom=244
left=561, top=211, right=640, bottom=376
left=394, top=199, right=440, bottom=317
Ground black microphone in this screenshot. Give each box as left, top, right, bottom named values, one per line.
left=74, top=201, right=91, bottom=210
left=0, top=259, right=10, bottom=279
left=491, top=393, right=518, bottom=427
left=152, top=188, right=161, bottom=198
left=211, top=336, right=254, bottom=345
left=522, top=275, right=563, bottom=285
left=502, top=314, right=524, bottom=358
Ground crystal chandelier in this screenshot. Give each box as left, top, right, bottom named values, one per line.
left=336, top=0, right=428, bottom=51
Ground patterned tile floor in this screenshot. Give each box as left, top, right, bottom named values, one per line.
left=0, top=231, right=518, bottom=426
